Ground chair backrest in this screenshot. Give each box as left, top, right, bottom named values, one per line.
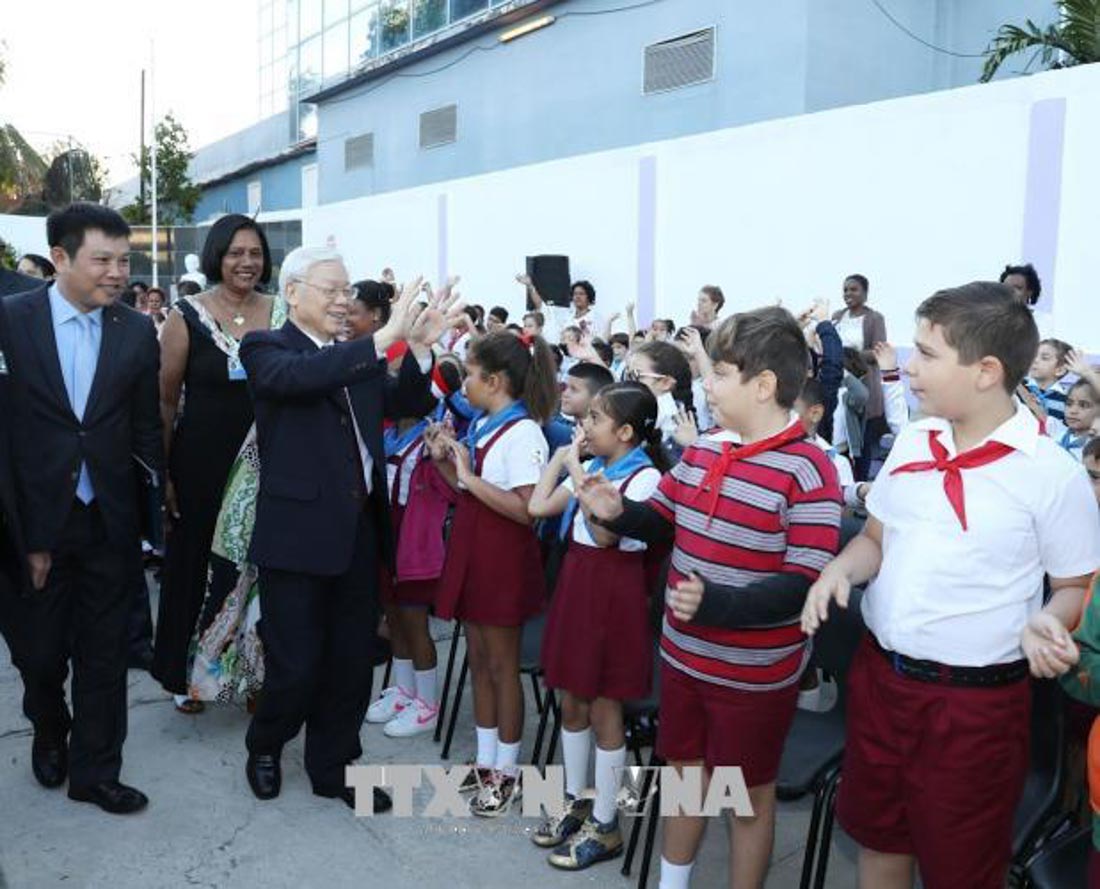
left=1011, top=678, right=1068, bottom=858
left=1023, top=824, right=1089, bottom=889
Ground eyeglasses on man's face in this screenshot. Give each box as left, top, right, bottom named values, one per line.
left=296, top=279, right=356, bottom=301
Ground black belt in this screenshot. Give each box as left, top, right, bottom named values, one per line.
left=869, top=634, right=1029, bottom=688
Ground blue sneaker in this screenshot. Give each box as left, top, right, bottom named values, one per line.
left=547, top=816, right=623, bottom=870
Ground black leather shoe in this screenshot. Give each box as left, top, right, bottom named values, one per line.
left=68, top=780, right=148, bottom=814
left=246, top=753, right=281, bottom=800
left=31, top=735, right=68, bottom=789
left=315, top=786, right=392, bottom=813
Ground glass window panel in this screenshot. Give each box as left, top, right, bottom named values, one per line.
left=323, top=24, right=349, bottom=79
left=412, top=0, right=445, bottom=39
left=351, top=0, right=373, bottom=11
left=379, top=0, right=410, bottom=53
left=260, top=64, right=273, bottom=98
left=324, top=0, right=348, bottom=27
left=301, top=0, right=323, bottom=37
left=274, top=26, right=287, bottom=59
left=260, top=0, right=275, bottom=34
left=298, top=34, right=323, bottom=96
left=350, top=6, right=379, bottom=64
left=272, top=87, right=289, bottom=114
left=450, top=0, right=487, bottom=21
left=286, top=0, right=300, bottom=42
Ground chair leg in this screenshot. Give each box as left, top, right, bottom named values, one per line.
left=441, top=653, right=468, bottom=761
left=638, top=781, right=661, bottom=889
left=812, top=772, right=842, bottom=889
left=622, top=752, right=659, bottom=876
left=382, top=657, right=392, bottom=689
left=544, top=694, right=562, bottom=765
left=529, top=671, right=545, bottom=714
left=798, top=776, right=828, bottom=889
left=531, top=687, right=555, bottom=767
left=434, top=621, right=462, bottom=744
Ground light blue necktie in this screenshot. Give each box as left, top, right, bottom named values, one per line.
left=71, top=312, right=97, bottom=503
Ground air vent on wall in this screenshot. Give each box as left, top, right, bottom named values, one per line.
left=419, top=104, right=458, bottom=149
left=643, top=27, right=715, bottom=95
left=344, top=133, right=374, bottom=170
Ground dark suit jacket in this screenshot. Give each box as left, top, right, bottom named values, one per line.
left=4, top=285, right=163, bottom=552
left=0, top=298, right=25, bottom=592
left=0, top=268, right=39, bottom=298
left=241, top=321, right=430, bottom=577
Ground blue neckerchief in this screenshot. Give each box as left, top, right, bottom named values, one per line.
left=465, top=401, right=529, bottom=465
left=384, top=420, right=429, bottom=459
left=559, top=446, right=652, bottom=541
left=1060, top=430, right=1087, bottom=451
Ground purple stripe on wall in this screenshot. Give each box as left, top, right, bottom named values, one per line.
left=437, top=193, right=448, bottom=287
left=1020, top=98, right=1066, bottom=314
left=636, top=155, right=657, bottom=327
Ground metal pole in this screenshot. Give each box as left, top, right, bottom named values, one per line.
left=67, top=136, right=74, bottom=203
left=149, top=42, right=159, bottom=287
left=139, top=69, right=146, bottom=213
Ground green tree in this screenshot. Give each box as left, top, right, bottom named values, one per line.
left=122, top=112, right=201, bottom=224
left=0, top=124, right=47, bottom=211
left=981, top=0, right=1100, bottom=82
left=42, top=141, right=105, bottom=206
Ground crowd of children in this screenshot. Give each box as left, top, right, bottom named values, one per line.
left=353, top=269, right=1100, bottom=888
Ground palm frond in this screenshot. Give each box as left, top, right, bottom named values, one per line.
left=981, top=21, right=1057, bottom=82
left=982, top=1, right=1100, bottom=82
left=1057, top=0, right=1100, bottom=63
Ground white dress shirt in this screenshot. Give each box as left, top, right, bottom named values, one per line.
left=863, top=403, right=1100, bottom=665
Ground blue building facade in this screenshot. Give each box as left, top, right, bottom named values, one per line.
left=185, top=0, right=1056, bottom=214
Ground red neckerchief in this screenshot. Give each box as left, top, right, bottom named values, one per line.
left=691, top=422, right=806, bottom=521
left=890, top=431, right=1014, bottom=531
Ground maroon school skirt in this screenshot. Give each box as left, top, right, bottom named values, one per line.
left=541, top=542, right=653, bottom=701
left=434, top=492, right=545, bottom=626
left=379, top=503, right=438, bottom=608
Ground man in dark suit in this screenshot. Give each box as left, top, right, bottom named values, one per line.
left=0, top=265, right=39, bottom=298
left=4, top=203, right=162, bottom=814
left=241, top=247, right=458, bottom=811
left=0, top=297, right=27, bottom=659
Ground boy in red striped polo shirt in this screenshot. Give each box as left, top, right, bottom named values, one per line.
left=580, top=307, right=842, bottom=889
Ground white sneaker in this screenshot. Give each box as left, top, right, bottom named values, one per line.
left=366, top=686, right=412, bottom=724
left=383, top=698, right=439, bottom=738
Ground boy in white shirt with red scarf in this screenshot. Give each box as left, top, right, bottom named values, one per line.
left=803, top=281, right=1100, bottom=889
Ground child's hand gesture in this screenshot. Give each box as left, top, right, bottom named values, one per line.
left=577, top=474, right=624, bottom=522
left=800, top=563, right=853, bottom=635
left=1021, top=612, right=1079, bottom=678
left=872, top=342, right=898, bottom=371
left=446, top=439, right=474, bottom=486
left=1066, top=348, right=1091, bottom=377
left=676, top=326, right=705, bottom=358
left=668, top=571, right=704, bottom=622
left=424, top=423, right=454, bottom=462
left=672, top=406, right=698, bottom=447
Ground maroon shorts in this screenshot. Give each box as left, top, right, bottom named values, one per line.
left=836, top=635, right=1031, bottom=889
left=541, top=543, right=653, bottom=701
left=379, top=564, right=437, bottom=608
left=656, top=661, right=799, bottom=787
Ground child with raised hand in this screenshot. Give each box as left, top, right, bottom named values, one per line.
left=526, top=381, right=667, bottom=871
left=579, top=307, right=842, bottom=889
left=802, top=282, right=1100, bottom=889
left=1026, top=337, right=1073, bottom=422
left=428, top=331, right=559, bottom=816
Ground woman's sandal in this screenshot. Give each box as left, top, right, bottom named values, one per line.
left=174, top=696, right=205, bottom=715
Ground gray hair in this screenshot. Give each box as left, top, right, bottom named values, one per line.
left=279, top=245, right=345, bottom=295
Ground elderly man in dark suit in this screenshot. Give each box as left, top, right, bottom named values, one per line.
left=3, top=203, right=162, bottom=814
left=241, top=246, right=460, bottom=812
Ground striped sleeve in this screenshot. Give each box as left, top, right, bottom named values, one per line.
left=650, top=453, right=691, bottom=521
left=781, top=451, right=842, bottom=580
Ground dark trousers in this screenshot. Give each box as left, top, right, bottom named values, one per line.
left=246, top=506, right=379, bottom=793
left=19, top=501, right=135, bottom=788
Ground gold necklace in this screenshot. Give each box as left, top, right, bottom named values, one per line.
left=218, top=289, right=250, bottom=327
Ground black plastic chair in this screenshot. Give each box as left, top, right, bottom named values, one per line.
left=776, top=588, right=865, bottom=889
left=1009, top=679, right=1069, bottom=877
left=433, top=618, right=463, bottom=744
left=440, top=613, right=549, bottom=760
left=1023, top=824, right=1090, bottom=889
left=619, top=653, right=664, bottom=889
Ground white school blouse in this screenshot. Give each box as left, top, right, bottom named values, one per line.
left=862, top=403, right=1100, bottom=666
left=561, top=463, right=661, bottom=551
left=470, top=417, right=547, bottom=491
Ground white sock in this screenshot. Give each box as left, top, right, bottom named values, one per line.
left=659, top=857, right=694, bottom=889
left=414, top=668, right=437, bottom=707
left=561, top=727, right=592, bottom=799
left=594, top=744, right=627, bottom=825
left=475, top=726, right=498, bottom=768
left=392, top=658, right=415, bottom=697
left=495, top=740, right=522, bottom=777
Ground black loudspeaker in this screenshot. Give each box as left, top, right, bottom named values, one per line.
left=526, top=255, right=571, bottom=310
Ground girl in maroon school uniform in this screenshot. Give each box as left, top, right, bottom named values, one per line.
left=428, top=331, right=559, bottom=816
left=366, top=358, right=464, bottom=739
left=528, top=381, right=668, bottom=870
